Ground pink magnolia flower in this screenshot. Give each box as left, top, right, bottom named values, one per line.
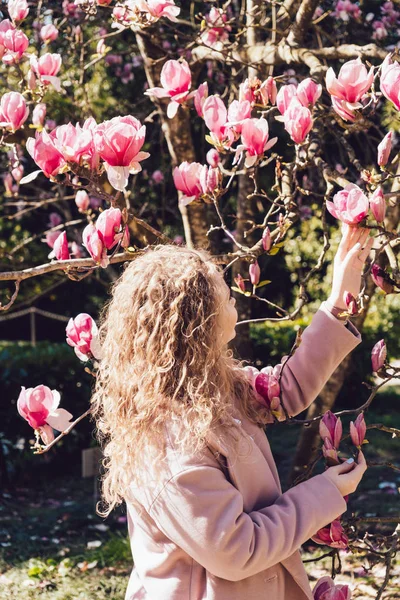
left=234, top=273, right=246, bottom=292
left=51, top=122, right=93, bottom=163
left=173, top=161, right=204, bottom=206
left=377, top=131, right=392, bottom=167
left=333, top=0, right=361, bottom=22
left=236, top=117, right=277, bottom=167
left=259, top=76, right=277, bottom=106
left=48, top=212, right=62, bottom=227
left=370, top=187, right=386, bottom=223
left=276, top=84, right=297, bottom=115
left=26, top=129, right=66, bottom=178
left=326, top=58, right=373, bottom=103
left=94, top=115, right=150, bottom=190
left=380, top=56, right=400, bottom=110
left=239, top=78, right=257, bottom=104
left=372, top=21, right=388, bottom=42
left=8, top=0, right=29, bottom=21
left=135, top=0, right=180, bottom=22
left=66, top=313, right=102, bottom=361
left=145, top=59, right=192, bottom=118
left=199, top=165, right=220, bottom=196
left=283, top=99, right=313, bottom=144
left=262, top=226, right=271, bottom=252
left=44, top=230, right=62, bottom=248
left=40, top=24, right=59, bottom=43
left=53, top=231, right=70, bottom=260
left=226, top=100, right=252, bottom=133
left=75, top=190, right=90, bottom=211
left=296, top=78, right=322, bottom=107
left=30, top=53, right=62, bottom=92
left=32, top=103, right=47, bottom=127
left=244, top=364, right=286, bottom=421
left=311, top=519, right=348, bottom=549
left=17, top=385, right=73, bottom=445
left=249, top=260, right=260, bottom=285
left=203, top=95, right=234, bottom=146
left=313, top=576, right=351, bottom=600
left=350, top=413, right=367, bottom=447
left=70, top=241, right=84, bottom=257
left=82, top=223, right=109, bottom=268
left=326, top=183, right=369, bottom=225
left=200, top=7, right=231, bottom=47
left=151, top=169, right=164, bottom=184
left=371, top=264, right=394, bottom=294
left=371, top=339, right=387, bottom=372
left=206, top=148, right=220, bottom=167
left=322, top=438, right=340, bottom=466
left=0, top=92, right=29, bottom=132
left=95, top=207, right=124, bottom=249
left=194, top=81, right=208, bottom=117
left=12, top=163, right=24, bottom=182
left=1, top=26, right=29, bottom=64
left=331, top=96, right=361, bottom=122
left=319, top=410, right=343, bottom=449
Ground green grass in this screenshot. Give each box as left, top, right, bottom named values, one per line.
left=0, top=477, right=132, bottom=599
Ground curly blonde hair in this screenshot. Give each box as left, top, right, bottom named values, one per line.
left=90, top=243, right=270, bottom=517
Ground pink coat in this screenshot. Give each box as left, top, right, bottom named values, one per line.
left=124, top=301, right=361, bottom=600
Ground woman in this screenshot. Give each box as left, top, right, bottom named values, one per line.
left=91, top=224, right=372, bottom=599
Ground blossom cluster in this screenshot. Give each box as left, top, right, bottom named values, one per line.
left=16, top=312, right=102, bottom=445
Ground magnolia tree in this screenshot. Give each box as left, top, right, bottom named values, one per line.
left=1, top=0, right=400, bottom=597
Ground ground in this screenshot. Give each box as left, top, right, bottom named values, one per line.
left=1, top=399, right=399, bottom=599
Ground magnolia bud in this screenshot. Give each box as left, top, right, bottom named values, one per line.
left=371, top=339, right=386, bottom=373
left=377, top=131, right=392, bottom=167
left=27, top=69, right=37, bottom=90
left=234, top=273, right=246, bottom=292
left=262, top=226, right=271, bottom=252
left=350, top=413, right=367, bottom=447
left=369, top=187, right=386, bottom=223
left=371, top=264, right=394, bottom=294
left=344, top=291, right=358, bottom=315
left=206, top=148, right=220, bottom=168
left=249, top=260, right=260, bottom=286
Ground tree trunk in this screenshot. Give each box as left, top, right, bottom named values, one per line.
left=135, top=33, right=210, bottom=250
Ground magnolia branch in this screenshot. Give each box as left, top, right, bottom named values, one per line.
left=191, top=42, right=387, bottom=75
left=33, top=408, right=91, bottom=454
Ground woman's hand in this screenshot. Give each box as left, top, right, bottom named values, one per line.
left=322, top=451, right=367, bottom=496
left=327, top=223, right=374, bottom=310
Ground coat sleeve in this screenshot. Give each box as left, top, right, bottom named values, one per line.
left=148, top=464, right=347, bottom=582
left=279, top=301, right=362, bottom=418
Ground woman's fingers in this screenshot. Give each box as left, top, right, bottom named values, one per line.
left=358, top=228, right=370, bottom=248
left=358, top=236, right=374, bottom=262
left=338, top=224, right=357, bottom=256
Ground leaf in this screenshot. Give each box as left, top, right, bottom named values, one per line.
left=256, top=280, right=272, bottom=288
left=362, top=439, right=369, bottom=444
left=28, top=566, right=45, bottom=578
left=231, top=286, right=245, bottom=294
left=19, top=170, right=43, bottom=185
left=268, top=247, right=280, bottom=255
